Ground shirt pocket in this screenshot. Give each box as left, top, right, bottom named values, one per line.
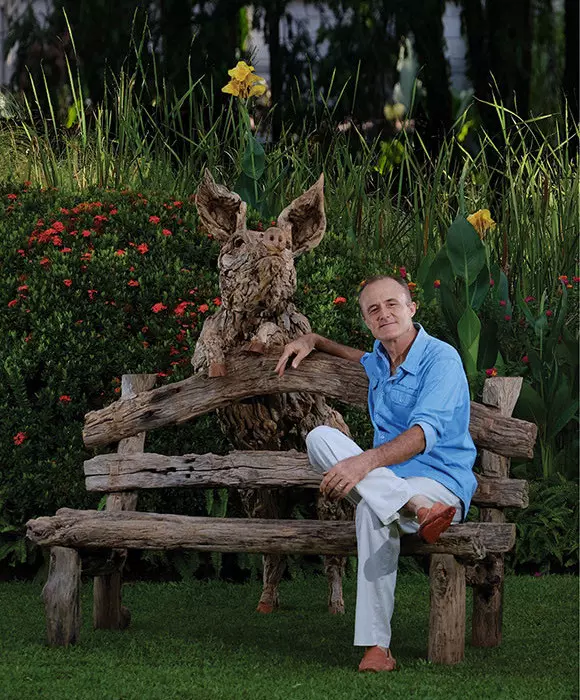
left=391, top=386, right=418, bottom=410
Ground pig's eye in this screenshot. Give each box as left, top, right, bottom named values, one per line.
left=232, top=237, right=244, bottom=249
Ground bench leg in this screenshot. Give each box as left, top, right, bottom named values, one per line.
left=428, top=554, right=466, bottom=664
left=472, top=554, right=504, bottom=647
left=42, top=546, right=81, bottom=646
left=94, top=567, right=131, bottom=630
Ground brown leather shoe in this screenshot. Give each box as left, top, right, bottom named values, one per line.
left=358, top=646, right=396, bottom=672
left=417, top=502, right=456, bottom=544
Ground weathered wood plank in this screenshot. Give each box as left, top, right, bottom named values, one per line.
left=42, top=547, right=81, bottom=647
left=82, top=353, right=537, bottom=458
left=428, top=555, right=466, bottom=664
left=83, top=450, right=529, bottom=509
left=27, top=509, right=515, bottom=559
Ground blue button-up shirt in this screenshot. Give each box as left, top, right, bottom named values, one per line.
left=360, top=324, right=477, bottom=517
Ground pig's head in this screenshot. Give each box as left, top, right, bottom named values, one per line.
left=195, top=169, right=326, bottom=315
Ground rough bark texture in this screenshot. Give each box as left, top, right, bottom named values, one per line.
left=470, top=554, right=505, bottom=647
left=93, top=374, right=156, bottom=631
left=27, top=509, right=516, bottom=559
left=84, top=451, right=528, bottom=509
left=42, top=547, right=81, bottom=647
left=83, top=354, right=537, bottom=459
left=192, top=171, right=349, bottom=614
left=472, top=377, right=521, bottom=648
left=428, top=554, right=466, bottom=665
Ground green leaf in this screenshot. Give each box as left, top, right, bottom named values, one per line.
left=417, top=248, right=435, bottom=288
left=469, top=263, right=490, bottom=310
left=515, top=382, right=547, bottom=428
left=423, top=245, right=452, bottom=303
left=457, top=307, right=481, bottom=377
left=477, top=320, right=498, bottom=370
left=446, top=214, right=486, bottom=284
left=241, top=135, right=265, bottom=181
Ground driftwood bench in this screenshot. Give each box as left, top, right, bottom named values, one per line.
left=26, top=352, right=537, bottom=664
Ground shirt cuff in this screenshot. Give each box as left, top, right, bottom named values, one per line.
left=415, top=421, right=437, bottom=455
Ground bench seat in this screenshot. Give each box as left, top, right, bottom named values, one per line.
left=27, top=508, right=516, bottom=561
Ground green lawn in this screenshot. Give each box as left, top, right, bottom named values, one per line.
left=0, top=574, right=577, bottom=700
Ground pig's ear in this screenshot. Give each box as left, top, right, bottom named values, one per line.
left=277, top=174, right=326, bottom=256
left=196, top=169, right=247, bottom=242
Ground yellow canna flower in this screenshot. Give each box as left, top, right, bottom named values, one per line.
left=228, top=61, right=255, bottom=82
left=467, top=209, right=496, bottom=238
left=222, top=61, right=267, bottom=100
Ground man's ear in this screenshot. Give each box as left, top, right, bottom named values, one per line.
left=277, top=174, right=326, bottom=256
left=196, top=169, right=247, bottom=242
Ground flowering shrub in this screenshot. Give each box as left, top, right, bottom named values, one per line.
left=0, top=183, right=229, bottom=563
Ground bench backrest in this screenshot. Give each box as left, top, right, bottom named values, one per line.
left=82, top=353, right=537, bottom=512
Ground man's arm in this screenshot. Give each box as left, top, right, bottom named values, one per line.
left=320, top=425, right=426, bottom=500
left=275, top=332, right=364, bottom=377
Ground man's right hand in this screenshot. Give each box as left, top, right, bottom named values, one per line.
left=274, top=334, right=317, bottom=377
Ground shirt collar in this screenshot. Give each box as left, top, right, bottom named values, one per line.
left=374, top=323, right=427, bottom=376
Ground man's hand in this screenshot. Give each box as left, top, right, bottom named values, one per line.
left=320, top=453, right=374, bottom=501
left=275, top=334, right=316, bottom=377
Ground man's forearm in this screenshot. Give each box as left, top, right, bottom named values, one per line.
left=311, top=333, right=364, bottom=363
left=357, top=425, right=427, bottom=473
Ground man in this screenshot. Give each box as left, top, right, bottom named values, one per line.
left=274, top=275, right=477, bottom=673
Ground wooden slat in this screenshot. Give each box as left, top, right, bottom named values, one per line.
left=83, top=450, right=529, bottom=509
left=82, top=353, right=537, bottom=458
left=26, top=509, right=515, bottom=559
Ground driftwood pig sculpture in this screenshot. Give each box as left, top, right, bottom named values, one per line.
left=192, top=170, right=352, bottom=614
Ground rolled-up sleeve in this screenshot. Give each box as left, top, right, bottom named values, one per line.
left=408, top=358, right=467, bottom=455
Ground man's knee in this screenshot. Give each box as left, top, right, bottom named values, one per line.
left=305, top=425, right=338, bottom=455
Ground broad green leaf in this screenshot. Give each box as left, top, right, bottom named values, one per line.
left=417, top=248, right=435, bottom=287
left=423, top=245, right=452, bottom=304
left=241, top=135, right=265, bottom=180
left=515, top=382, right=547, bottom=428
left=469, top=263, right=490, bottom=310
left=457, top=307, right=481, bottom=377
left=477, top=320, right=498, bottom=370
left=446, top=214, right=486, bottom=284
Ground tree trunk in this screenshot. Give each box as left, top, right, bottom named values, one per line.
left=487, top=0, right=533, bottom=115
left=408, top=0, right=452, bottom=144
left=564, top=0, right=579, bottom=124
left=266, top=1, right=284, bottom=142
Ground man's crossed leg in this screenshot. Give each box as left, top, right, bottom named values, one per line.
left=306, top=425, right=462, bottom=672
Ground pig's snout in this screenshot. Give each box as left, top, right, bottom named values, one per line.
left=260, top=226, right=291, bottom=254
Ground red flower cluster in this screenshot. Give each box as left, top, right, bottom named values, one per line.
left=13, top=431, right=27, bottom=446
left=152, top=302, right=167, bottom=313
left=485, top=368, right=498, bottom=377
left=149, top=215, right=161, bottom=224
left=333, top=296, right=347, bottom=305
left=59, top=395, right=71, bottom=403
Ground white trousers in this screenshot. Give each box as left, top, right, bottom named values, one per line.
left=306, top=425, right=461, bottom=649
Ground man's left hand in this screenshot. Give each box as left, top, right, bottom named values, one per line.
left=319, top=454, right=374, bottom=501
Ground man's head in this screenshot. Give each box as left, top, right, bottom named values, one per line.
left=359, top=275, right=416, bottom=344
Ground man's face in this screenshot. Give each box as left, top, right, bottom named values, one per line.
left=360, top=278, right=416, bottom=343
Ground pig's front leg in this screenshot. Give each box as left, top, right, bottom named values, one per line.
left=191, top=315, right=228, bottom=377
left=247, top=322, right=285, bottom=355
